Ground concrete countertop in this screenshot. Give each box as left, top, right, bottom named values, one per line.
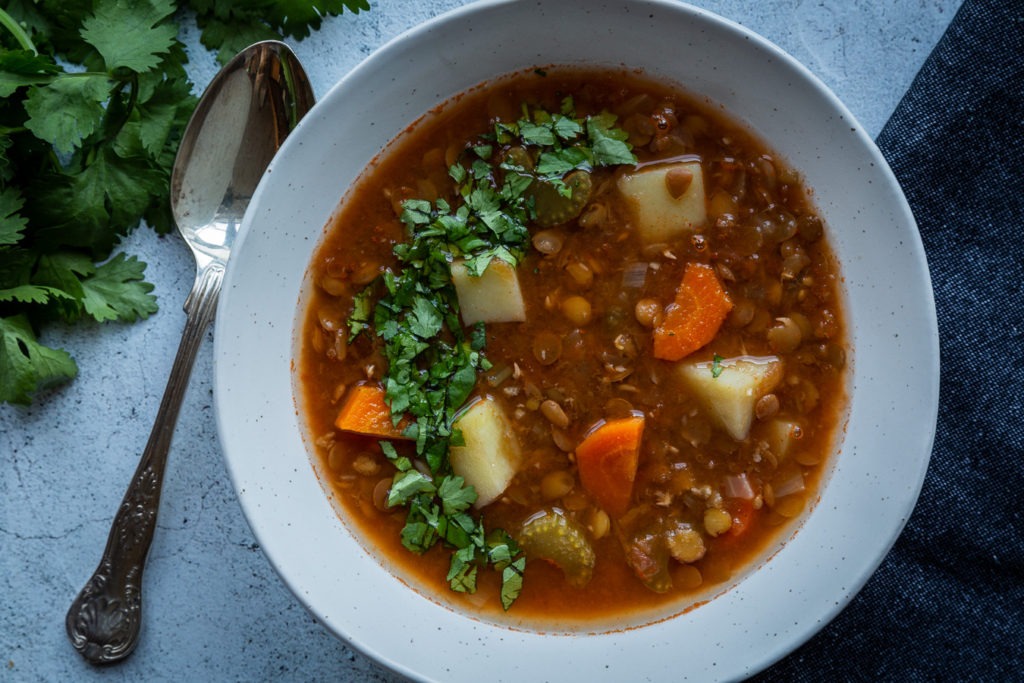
left=1, top=1, right=961, bottom=680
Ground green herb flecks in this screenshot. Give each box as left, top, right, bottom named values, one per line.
left=0, top=0, right=369, bottom=405
left=347, top=101, right=636, bottom=609
left=711, top=353, right=725, bottom=378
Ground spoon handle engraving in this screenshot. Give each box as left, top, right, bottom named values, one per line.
left=66, top=265, right=223, bottom=664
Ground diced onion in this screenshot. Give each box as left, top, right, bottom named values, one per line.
left=621, top=262, right=648, bottom=289
left=723, top=473, right=755, bottom=500
left=772, top=469, right=806, bottom=499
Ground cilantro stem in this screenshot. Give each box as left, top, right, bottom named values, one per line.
left=0, top=8, right=37, bottom=54
left=102, top=74, right=140, bottom=145
left=58, top=71, right=121, bottom=79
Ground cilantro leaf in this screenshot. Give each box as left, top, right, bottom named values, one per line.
left=80, top=253, right=157, bottom=322
left=387, top=469, right=436, bottom=507
left=115, top=77, right=193, bottom=158
left=500, top=557, right=526, bottom=610
left=0, top=314, right=77, bottom=405
left=518, top=121, right=556, bottom=146
left=552, top=114, right=583, bottom=141
left=0, top=187, right=27, bottom=246
left=0, top=50, right=60, bottom=97
left=33, top=252, right=92, bottom=307
left=0, top=284, right=73, bottom=305
left=194, top=18, right=279, bottom=65
left=26, top=152, right=165, bottom=257
left=400, top=518, right=437, bottom=553
left=264, top=0, right=370, bottom=38
left=535, top=147, right=591, bottom=177
left=447, top=546, right=478, bottom=593
left=80, top=0, right=177, bottom=72
left=347, top=285, right=374, bottom=341
left=409, top=295, right=443, bottom=339
left=23, top=74, right=111, bottom=154
left=437, top=475, right=477, bottom=516
left=588, top=112, right=637, bottom=166
left=29, top=251, right=156, bottom=323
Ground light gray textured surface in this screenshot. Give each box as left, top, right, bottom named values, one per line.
left=1, top=1, right=960, bottom=681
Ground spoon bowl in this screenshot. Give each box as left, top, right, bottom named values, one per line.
left=172, top=43, right=314, bottom=269
left=65, top=40, right=314, bottom=665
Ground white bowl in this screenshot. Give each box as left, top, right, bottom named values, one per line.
left=214, top=0, right=939, bottom=679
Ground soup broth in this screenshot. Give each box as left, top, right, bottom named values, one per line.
left=298, top=68, right=847, bottom=626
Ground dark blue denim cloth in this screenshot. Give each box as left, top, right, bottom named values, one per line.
left=757, top=0, right=1024, bottom=680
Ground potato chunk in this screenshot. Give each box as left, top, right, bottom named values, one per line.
left=616, top=160, right=707, bottom=243
left=450, top=396, right=522, bottom=508
left=451, top=258, right=526, bottom=325
left=677, top=355, right=783, bottom=441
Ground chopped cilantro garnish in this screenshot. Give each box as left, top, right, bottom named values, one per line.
left=587, top=111, right=637, bottom=165
left=346, top=100, right=636, bottom=608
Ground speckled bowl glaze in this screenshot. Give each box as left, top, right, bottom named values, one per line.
left=213, top=0, right=939, bottom=680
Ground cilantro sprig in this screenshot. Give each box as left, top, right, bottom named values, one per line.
left=348, top=100, right=636, bottom=609
left=496, top=96, right=636, bottom=194
left=0, top=0, right=368, bottom=405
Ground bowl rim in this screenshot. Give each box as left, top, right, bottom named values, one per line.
left=214, top=0, right=940, bottom=680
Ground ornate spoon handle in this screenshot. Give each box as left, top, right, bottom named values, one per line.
left=66, top=264, right=223, bottom=664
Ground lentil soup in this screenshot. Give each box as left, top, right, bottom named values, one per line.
left=297, top=68, right=848, bottom=627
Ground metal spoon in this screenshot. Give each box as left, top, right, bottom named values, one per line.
left=66, top=40, right=315, bottom=665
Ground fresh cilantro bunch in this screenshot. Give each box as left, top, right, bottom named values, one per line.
left=347, top=100, right=636, bottom=609
left=0, top=0, right=367, bottom=405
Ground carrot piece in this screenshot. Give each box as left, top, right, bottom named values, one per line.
left=725, top=497, right=756, bottom=537
left=652, top=262, right=733, bottom=361
left=713, top=498, right=758, bottom=547
left=334, top=384, right=410, bottom=439
left=575, top=415, right=645, bottom=517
